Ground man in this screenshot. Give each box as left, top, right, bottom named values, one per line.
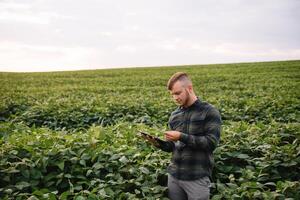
left=152, top=72, right=222, bottom=200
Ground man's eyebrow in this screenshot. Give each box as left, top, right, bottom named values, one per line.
left=171, top=91, right=181, bottom=95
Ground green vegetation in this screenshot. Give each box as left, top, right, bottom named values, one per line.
left=0, top=60, right=299, bottom=199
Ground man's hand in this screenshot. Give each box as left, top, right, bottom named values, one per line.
left=165, top=131, right=181, bottom=141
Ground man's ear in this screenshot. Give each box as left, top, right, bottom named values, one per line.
left=187, top=84, right=193, bottom=93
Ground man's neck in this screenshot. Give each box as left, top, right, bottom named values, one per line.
left=183, top=95, right=198, bottom=108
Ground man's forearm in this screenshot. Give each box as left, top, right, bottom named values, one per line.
left=179, top=131, right=220, bottom=151
left=156, top=140, right=175, bottom=152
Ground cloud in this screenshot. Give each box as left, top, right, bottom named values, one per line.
left=0, top=41, right=100, bottom=72
left=0, top=1, right=74, bottom=24
left=0, top=0, right=299, bottom=72
left=214, top=42, right=300, bottom=59
left=115, top=45, right=137, bottom=53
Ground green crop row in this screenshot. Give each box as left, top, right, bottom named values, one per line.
left=0, top=121, right=299, bottom=199
left=0, top=60, right=299, bottom=199
left=0, top=122, right=169, bottom=199
left=1, top=61, right=299, bottom=131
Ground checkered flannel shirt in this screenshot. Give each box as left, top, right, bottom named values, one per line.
left=157, top=98, right=222, bottom=180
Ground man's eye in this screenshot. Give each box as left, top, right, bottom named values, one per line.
left=171, top=91, right=180, bottom=95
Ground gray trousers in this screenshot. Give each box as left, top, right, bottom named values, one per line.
left=168, top=174, right=211, bottom=200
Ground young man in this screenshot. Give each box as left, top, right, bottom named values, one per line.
left=156, top=72, right=222, bottom=200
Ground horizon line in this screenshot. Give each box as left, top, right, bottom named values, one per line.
left=0, top=59, right=299, bottom=73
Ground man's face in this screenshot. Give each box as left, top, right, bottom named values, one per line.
left=170, top=81, right=190, bottom=107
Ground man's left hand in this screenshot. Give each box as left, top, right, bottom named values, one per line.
left=165, top=131, right=181, bottom=141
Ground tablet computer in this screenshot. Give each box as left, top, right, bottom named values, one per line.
left=138, top=131, right=164, bottom=146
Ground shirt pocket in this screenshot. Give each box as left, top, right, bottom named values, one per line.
left=189, top=115, right=205, bottom=135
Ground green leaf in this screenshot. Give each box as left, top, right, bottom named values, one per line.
left=27, top=196, right=39, bottom=200
left=81, top=153, right=91, bottom=160
left=57, top=161, right=65, bottom=171
left=60, top=191, right=71, bottom=200
left=74, top=185, right=83, bottom=191
left=48, top=193, right=57, bottom=200
left=1, top=167, right=20, bottom=173
left=92, top=162, right=103, bottom=170
left=21, top=169, right=30, bottom=178
left=32, top=190, right=44, bottom=197
left=237, top=153, right=250, bottom=159
left=31, top=168, right=42, bottom=179
left=64, top=173, right=72, bottom=178
left=139, top=167, right=149, bottom=174
left=15, top=181, right=31, bottom=190
left=75, top=196, right=86, bottom=200
left=119, top=156, right=129, bottom=164
left=79, top=159, right=86, bottom=166
left=98, top=189, right=107, bottom=197
left=264, top=182, right=276, bottom=187
left=86, top=169, right=93, bottom=176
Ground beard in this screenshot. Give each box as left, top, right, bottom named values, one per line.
left=176, top=89, right=190, bottom=107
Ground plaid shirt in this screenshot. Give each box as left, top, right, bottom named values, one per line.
left=157, top=98, right=222, bottom=180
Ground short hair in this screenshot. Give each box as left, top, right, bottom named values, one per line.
left=167, top=72, right=192, bottom=90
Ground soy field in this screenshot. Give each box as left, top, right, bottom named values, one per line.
left=0, top=60, right=299, bottom=199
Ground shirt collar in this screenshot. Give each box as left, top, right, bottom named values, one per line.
left=180, top=97, right=201, bottom=110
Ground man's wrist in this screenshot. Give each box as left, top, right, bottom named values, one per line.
left=179, top=132, right=189, bottom=143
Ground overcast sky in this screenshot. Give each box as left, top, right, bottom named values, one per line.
left=0, top=0, right=299, bottom=72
